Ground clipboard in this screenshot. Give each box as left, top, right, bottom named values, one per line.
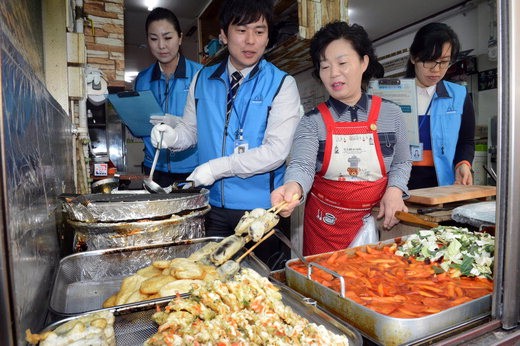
left=107, top=90, right=164, bottom=137
left=368, top=78, right=419, bottom=145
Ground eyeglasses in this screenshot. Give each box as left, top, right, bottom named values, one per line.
left=422, top=60, right=451, bottom=70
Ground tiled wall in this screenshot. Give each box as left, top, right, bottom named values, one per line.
left=84, top=0, right=125, bottom=88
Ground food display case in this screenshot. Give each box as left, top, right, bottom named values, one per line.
left=48, top=237, right=259, bottom=318
left=42, top=237, right=363, bottom=345
left=41, top=281, right=363, bottom=346
left=283, top=241, right=493, bottom=345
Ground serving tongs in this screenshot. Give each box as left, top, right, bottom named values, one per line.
left=273, top=229, right=346, bottom=298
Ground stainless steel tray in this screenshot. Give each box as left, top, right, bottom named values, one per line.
left=49, top=237, right=268, bottom=318
left=42, top=281, right=363, bottom=346
left=284, top=242, right=492, bottom=346
left=69, top=206, right=209, bottom=251
left=61, top=189, right=209, bottom=222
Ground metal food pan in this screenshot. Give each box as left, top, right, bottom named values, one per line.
left=69, top=206, right=209, bottom=251
left=49, top=237, right=268, bottom=318
left=61, top=189, right=209, bottom=222
left=42, top=282, right=363, bottom=346
left=284, top=243, right=492, bottom=346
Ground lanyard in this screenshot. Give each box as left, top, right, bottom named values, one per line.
left=418, top=98, right=433, bottom=130
left=157, top=77, right=177, bottom=113
left=230, top=75, right=260, bottom=139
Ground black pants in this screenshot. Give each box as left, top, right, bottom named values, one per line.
left=408, top=166, right=438, bottom=190
left=204, top=206, right=291, bottom=270
left=143, top=166, right=190, bottom=188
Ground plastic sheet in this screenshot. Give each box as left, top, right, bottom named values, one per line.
left=451, top=201, right=496, bottom=227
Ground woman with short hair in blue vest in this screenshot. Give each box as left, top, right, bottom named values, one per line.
left=405, top=22, right=475, bottom=189
left=135, top=7, right=202, bottom=187
left=150, top=0, right=301, bottom=268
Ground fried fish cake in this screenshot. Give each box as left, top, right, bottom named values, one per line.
left=170, top=258, right=204, bottom=279
left=140, top=275, right=176, bottom=295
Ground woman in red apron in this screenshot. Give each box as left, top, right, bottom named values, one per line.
left=271, top=21, right=412, bottom=255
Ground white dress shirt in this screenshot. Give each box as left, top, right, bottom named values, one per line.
left=169, top=58, right=302, bottom=181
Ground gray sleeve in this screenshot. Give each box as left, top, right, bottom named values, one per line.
left=283, top=111, right=322, bottom=195
left=382, top=101, right=412, bottom=196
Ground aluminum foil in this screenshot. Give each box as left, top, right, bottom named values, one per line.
left=61, top=189, right=209, bottom=222
left=69, top=206, right=210, bottom=251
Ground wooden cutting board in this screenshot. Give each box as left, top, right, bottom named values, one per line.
left=407, top=185, right=496, bottom=205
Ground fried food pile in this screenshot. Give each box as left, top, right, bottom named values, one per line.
left=144, top=268, right=350, bottom=346
left=26, top=310, right=115, bottom=346
left=103, top=252, right=220, bottom=307
left=103, top=206, right=283, bottom=308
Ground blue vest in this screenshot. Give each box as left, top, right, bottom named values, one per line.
left=194, top=59, right=287, bottom=209
left=134, top=56, right=202, bottom=173
left=430, top=80, right=467, bottom=185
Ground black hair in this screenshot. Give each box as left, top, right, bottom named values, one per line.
left=309, top=21, right=378, bottom=89
left=219, top=0, right=274, bottom=36
left=405, top=22, right=460, bottom=78
left=145, top=7, right=182, bottom=37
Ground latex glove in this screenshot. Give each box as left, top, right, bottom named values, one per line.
left=187, top=163, right=215, bottom=187
left=151, top=124, right=178, bottom=149
left=149, top=113, right=181, bottom=127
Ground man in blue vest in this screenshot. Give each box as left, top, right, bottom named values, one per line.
left=150, top=0, right=301, bottom=267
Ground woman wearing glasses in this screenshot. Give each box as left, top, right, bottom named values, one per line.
left=405, top=22, right=475, bottom=189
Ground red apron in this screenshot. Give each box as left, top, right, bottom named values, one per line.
left=303, top=96, right=388, bottom=256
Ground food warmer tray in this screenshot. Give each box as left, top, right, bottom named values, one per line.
left=49, top=237, right=267, bottom=319
left=60, top=189, right=209, bottom=222
left=283, top=241, right=492, bottom=346
left=41, top=282, right=363, bottom=346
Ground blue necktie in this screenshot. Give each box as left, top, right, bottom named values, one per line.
left=225, top=71, right=243, bottom=135
left=227, top=71, right=242, bottom=115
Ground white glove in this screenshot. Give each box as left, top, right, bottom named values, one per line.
left=149, top=113, right=181, bottom=127
left=187, top=163, right=215, bottom=187
left=151, top=124, right=178, bottom=149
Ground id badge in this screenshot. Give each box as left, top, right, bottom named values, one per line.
left=410, top=143, right=423, bottom=161
left=234, top=138, right=249, bottom=154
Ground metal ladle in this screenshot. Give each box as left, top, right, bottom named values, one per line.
left=143, top=130, right=170, bottom=193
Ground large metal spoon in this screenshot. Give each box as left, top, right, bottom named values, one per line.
left=143, top=131, right=170, bottom=193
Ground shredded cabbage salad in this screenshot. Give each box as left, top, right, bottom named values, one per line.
left=394, top=226, right=495, bottom=279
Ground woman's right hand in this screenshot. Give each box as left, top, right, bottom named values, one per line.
left=271, top=182, right=303, bottom=218
left=151, top=124, right=178, bottom=149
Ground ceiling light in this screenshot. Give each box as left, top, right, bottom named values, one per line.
left=145, top=0, right=158, bottom=11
